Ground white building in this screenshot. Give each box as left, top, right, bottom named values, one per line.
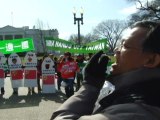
left=0, top=25, right=59, bottom=54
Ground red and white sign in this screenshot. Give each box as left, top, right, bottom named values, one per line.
left=0, top=69, right=4, bottom=79
left=10, top=69, right=23, bottom=88
left=24, top=52, right=37, bottom=87
left=24, top=52, right=37, bottom=67
left=0, top=53, right=7, bottom=68
left=8, top=53, right=22, bottom=69
left=42, top=75, right=55, bottom=85
left=0, top=53, right=6, bottom=88
left=10, top=69, right=23, bottom=80
left=24, top=68, right=37, bottom=87
left=0, top=69, right=5, bottom=88
left=8, top=53, right=23, bottom=88
left=42, top=57, right=56, bottom=93
left=25, top=69, right=37, bottom=79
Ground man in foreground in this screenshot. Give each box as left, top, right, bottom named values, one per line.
left=51, top=20, right=160, bottom=120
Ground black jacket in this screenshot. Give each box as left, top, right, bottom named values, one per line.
left=51, top=68, right=160, bottom=120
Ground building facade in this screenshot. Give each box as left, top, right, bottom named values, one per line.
left=0, top=25, right=59, bottom=54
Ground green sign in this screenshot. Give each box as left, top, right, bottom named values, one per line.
left=0, top=38, right=35, bottom=54
left=45, top=37, right=108, bottom=54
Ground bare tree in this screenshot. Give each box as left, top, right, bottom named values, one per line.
left=36, top=19, right=47, bottom=53
left=93, top=20, right=128, bottom=53
left=84, top=33, right=100, bottom=43
left=127, top=0, right=160, bottom=24
left=69, top=34, right=84, bottom=44
left=68, top=33, right=100, bottom=45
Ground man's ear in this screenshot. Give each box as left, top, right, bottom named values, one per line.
left=144, top=53, right=160, bottom=68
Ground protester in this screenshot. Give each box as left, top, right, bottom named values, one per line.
left=87, top=52, right=93, bottom=60
left=48, top=53, right=56, bottom=70
left=0, top=62, right=8, bottom=95
left=27, top=53, right=39, bottom=94
left=37, top=58, right=43, bottom=93
left=28, top=55, right=47, bottom=94
left=1, top=88, right=4, bottom=95
left=9, top=55, right=22, bottom=95
left=48, top=53, right=54, bottom=61
left=53, top=56, right=58, bottom=69
left=56, top=55, right=64, bottom=91
left=48, top=53, right=58, bottom=92
left=58, top=52, right=79, bottom=98
left=75, top=54, right=86, bottom=91
left=51, top=20, right=160, bottom=120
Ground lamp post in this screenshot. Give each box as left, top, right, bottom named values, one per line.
left=73, top=7, right=84, bottom=45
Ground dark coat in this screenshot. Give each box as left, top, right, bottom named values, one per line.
left=51, top=68, right=160, bottom=120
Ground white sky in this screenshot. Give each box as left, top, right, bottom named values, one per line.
left=0, top=0, right=137, bottom=39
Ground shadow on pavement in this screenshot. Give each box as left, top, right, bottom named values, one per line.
left=0, top=91, right=66, bottom=109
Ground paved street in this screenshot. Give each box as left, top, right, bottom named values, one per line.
left=0, top=77, right=66, bottom=120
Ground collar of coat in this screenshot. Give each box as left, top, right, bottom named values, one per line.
left=98, top=67, right=160, bottom=109
left=107, top=67, right=160, bottom=90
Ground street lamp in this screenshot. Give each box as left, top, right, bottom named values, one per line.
left=73, top=7, right=84, bottom=45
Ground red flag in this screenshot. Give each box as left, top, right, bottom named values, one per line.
left=11, top=70, right=23, bottom=80
left=0, top=69, right=4, bottom=78
left=43, top=75, right=55, bottom=84
left=25, top=70, right=36, bottom=79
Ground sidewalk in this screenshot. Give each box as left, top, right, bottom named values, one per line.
left=0, top=77, right=66, bottom=120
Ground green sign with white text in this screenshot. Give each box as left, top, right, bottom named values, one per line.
left=0, top=38, right=35, bottom=54
left=45, top=37, right=108, bottom=54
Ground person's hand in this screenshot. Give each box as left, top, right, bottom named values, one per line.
left=82, top=51, right=109, bottom=89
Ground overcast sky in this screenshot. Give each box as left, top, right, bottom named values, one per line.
left=0, top=0, right=137, bottom=39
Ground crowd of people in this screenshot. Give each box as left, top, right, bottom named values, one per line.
left=51, top=52, right=93, bottom=98
left=0, top=52, right=94, bottom=99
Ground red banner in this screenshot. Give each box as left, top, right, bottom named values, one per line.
left=0, top=69, right=4, bottom=78
left=11, top=70, right=23, bottom=80
left=25, top=70, right=36, bottom=79
left=43, top=75, right=55, bottom=84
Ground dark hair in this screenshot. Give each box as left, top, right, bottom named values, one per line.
left=64, top=52, right=71, bottom=57
left=88, top=53, right=93, bottom=58
left=63, top=52, right=73, bottom=61
left=42, top=54, right=48, bottom=60
left=132, top=20, right=160, bottom=53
